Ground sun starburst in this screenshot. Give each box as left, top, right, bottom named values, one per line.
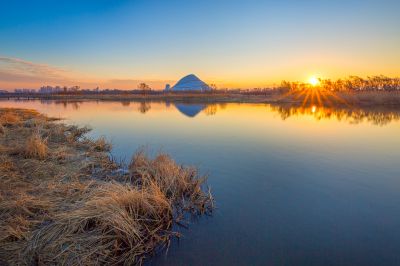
left=308, top=76, right=320, bottom=86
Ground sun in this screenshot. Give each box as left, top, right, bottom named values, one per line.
left=308, top=76, right=320, bottom=86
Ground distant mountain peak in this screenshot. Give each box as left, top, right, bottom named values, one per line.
left=169, top=74, right=210, bottom=91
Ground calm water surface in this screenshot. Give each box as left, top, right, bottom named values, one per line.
left=2, top=99, right=400, bottom=265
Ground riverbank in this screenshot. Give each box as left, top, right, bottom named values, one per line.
left=2, top=90, right=400, bottom=107
left=0, top=108, right=213, bottom=265
left=1, top=92, right=279, bottom=104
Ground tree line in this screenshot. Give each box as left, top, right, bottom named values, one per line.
left=280, top=75, right=400, bottom=92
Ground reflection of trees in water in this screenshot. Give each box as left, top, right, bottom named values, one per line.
left=269, top=104, right=400, bottom=126
left=13, top=99, right=32, bottom=104
left=121, top=101, right=131, bottom=107
left=203, top=103, right=229, bottom=116
left=71, top=102, right=80, bottom=110
left=204, top=104, right=218, bottom=115
left=275, top=82, right=400, bottom=126
left=40, top=100, right=54, bottom=105
left=219, top=103, right=227, bottom=110
left=138, top=102, right=151, bottom=113
left=52, top=100, right=81, bottom=110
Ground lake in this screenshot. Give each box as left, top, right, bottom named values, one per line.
left=2, top=99, right=400, bottom=265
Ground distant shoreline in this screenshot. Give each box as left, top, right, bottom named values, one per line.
left=2, top=90, right=400, bottom=107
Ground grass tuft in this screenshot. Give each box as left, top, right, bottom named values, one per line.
left=91, top=136, right=112, bottom=152
left=24, top=133, right=48, bottom=160
left=129, top=149, right=213, bottom=215
left=66, top=125, right=91, bottom=143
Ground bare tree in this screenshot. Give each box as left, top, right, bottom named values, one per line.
left=209, top=84, right=217, bottom=91
left=138, top=83, right=151, bottom=94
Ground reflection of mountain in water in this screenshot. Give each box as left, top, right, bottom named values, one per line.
left=174, top=103, right=206, bottom=117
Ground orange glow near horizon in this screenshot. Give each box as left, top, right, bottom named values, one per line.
left=0, top=58, right=399, bottom=90
left=1, top=54, right=399, bottom=90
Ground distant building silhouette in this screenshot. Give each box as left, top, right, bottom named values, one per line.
left=38, top=85, right=80, bottom=94
left=15, top=88, right=35, bottom=93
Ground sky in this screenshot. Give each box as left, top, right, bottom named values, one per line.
left=0, top=0, right=399, bottom=90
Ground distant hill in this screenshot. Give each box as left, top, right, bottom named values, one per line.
left=169, top=74, right=210, bottom=91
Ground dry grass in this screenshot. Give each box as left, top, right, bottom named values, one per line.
left=0, top=112, right=21, bottom=126
left=66, top=125, right=91, bottom=143
left=325, top=91, right=400, bottom=106
left=91, top=136, right=112, bottom=152
left=25, top=183, right=173, bottom=265
left=0, top=108, right=214, bottom=265
left=0, top=192, right=53, bottom=241
left=24, top=133, right=48, bottom=160
left=20, top=151, right=213, bottom=265
left=129, top=150, right=213, bottom=215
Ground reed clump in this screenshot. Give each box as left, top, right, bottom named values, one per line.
left=91, top=136, right=112, bottom=152
left=66, top=125, right=91, bottom=143
left=24, top=133, right=48, bottom=160
left=129, top=150, right=213, bottom=215
left=0, top=108, right=214, bottom=265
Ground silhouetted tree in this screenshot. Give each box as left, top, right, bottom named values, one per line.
left=209, top=84, right=217, bottom=91
left=138, top=83, right=151, bottom=94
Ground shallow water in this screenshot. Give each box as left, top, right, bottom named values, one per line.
left=2, top=99, right=400, bottom=265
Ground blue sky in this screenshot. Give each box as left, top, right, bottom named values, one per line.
left=0, top=0, right=399, bottom=89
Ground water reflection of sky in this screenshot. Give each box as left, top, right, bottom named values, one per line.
left=1, top=99, right=400, bottom=165
left=2, top=99, right=400, bottom=265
